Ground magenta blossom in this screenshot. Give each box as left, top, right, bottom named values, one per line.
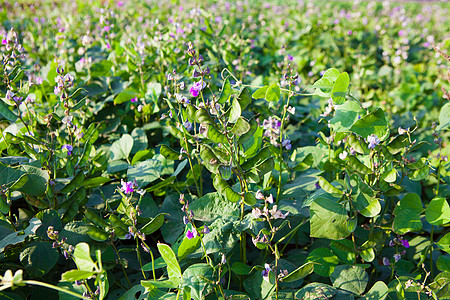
left=130, top=97, right=138, bottom=103
left=400, top=238, right=409, bottom=248
left=186, top=228, right=197, bottom=239
left=189, top=81, right=204, bottom=97
left=120, top=179, right=134, bottom=194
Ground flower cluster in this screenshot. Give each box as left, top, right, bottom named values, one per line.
left=47, top=226, right=73, bottom=259
left=262, top=116, right=281, bottom=146
left=252, top=191, right=289, bottom=220
left=383, top=237, right=410, bottom=266
left=180, top=194, right=209, bottom=240
left=54, top=68, right=75, bottom=96
left=367, top=134, right=380, bottom=149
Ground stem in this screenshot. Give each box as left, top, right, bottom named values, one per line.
left=136, top=238, right=147, bottom=280
left=23, top=280, right=90, bottom=299
left=110, top=241, right=131, bottom=288
left=430, top=225, right=434, bottom=280
left=141, top=240, right=156, bottom=280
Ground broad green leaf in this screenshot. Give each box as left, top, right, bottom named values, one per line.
left=310, top=197, right=350, bottom=240
left=231, top=262, right=252, bottom=275
left=437, top=256, right=450, bottom=272
left=181, top=263, right=214, bottom=300
left=218, top=77, right=232, bottom=104
left=252, top=86, right=269, bottom=99
left=437, top=102, right=450, bottom=131
left=73, top=243, right=96, bottom=272
left=313, top=68, right=340, bottom=91
left=330, top=240, right=356, bottom=264
left=350, top=108, right=389, bottom=141
left=157, top=243, right=182, bottom=286
left=331, top=72, right=349, bottom=105
left=110, top=134, right=134, bottom=161
left=60, top=270, right=96, bottom=282
left=131, top=128, right=148, bottom=154
left=426, top=197, right=450, bottom=226
left=0, top=218, right=41, bottom=253
left=361, top=281, right=388, bottom=300
left=265, top=83, right=281, bottom=102
left=437, top=233, right=450, bottom=254
left=237, top=87, right=251, bottom=111
left=330, top=265, right=368, bottom=295
left=231, top=117, right=250, bottom=136
left=114, top=88, right=140, bottom=105
left=306, top=247, right=339, bottom=277
left=409, top=165, right=429, bottom=181
left=0, top=100, right=18, bottom=122
left=189, top=192, right=240, bottom=222
left=282, top=262, right=314, bottom=282
left=228, top=97, right=241, bottom=123
left=295, top=283, right=337, bottom=300
left=19, top=241, right=59, bottom=278
left=178, top=236, right=200, bottom=260
left=330, top=101, right=364, bottom=133
left=356, top=193, right=381, bottom=218
left=393, top=193, right=423, bottom=234
left=127, top=159, right=162, bottom=187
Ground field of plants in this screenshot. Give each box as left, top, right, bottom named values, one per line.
left=0, top=0, right=449, bottom=299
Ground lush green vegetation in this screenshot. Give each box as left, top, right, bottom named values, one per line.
left=0, top=1, right=449, bottom=299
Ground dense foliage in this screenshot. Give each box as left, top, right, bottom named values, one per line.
left=0, top=1, right=449, bottom=299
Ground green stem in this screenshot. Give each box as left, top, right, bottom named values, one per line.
left=136, top=238, right=147, bottom=280
left=141, top=240, right=156, bottom=280
left=430, top=225, right=434, bottom=280
left=110, top=241, right=131, bottom=288
left=23, top=280, right=90, bottom=299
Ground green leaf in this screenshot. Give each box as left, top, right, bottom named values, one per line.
left=437, top=256, right=450, bottom=272
left=178, top=235, right=200, bottom=260
left=228, top=97, right=241, bottom=123
left=218, top=77, right=232, bottom=104
left=361, top=281, right=388, bottom=300
left=60, top=270, right=96, bottom=282
left=252, top=86, right=268, bottom=99
left=231, top=262, right=252, bottom=275
left=295, top=283, right=337, bottom=300
left=110, top=134, right=134, bottom=161
left=306, top=247, right=339, bottom=277
left=330, top=101, right=364, bottom=133
left=114, top=88, right=140, bottom=105
left=282, top=262, right=314, bottom=282
left=313, top=68, right=340, bottom=91
left=73, top=243, right=96, bottom=272
left=393, top=193, right=423, bottom=235
left=425, top=197, right=450, bottom=226
left=437, top=233, right=450, bottom=254
left=355, top=193, right=381, bottom=218
left=331, top=72, right=349, bottom=105
left=8, top=174, right=28, bottom=191
left=0, top=100, right=18, bottom=122
left=265, top=83, right=281, bottom=102
left=127, top=159, right=162, bottom=187
left=409, top=165, right=429, bottom=181
left=83, top=177, right=110, bottom=189
left=0, top=218, right=42, bottom=253
left=437, top=102, right=450, bottom=131
left=181, top=263, right=214, bottom=300
left=157, top=243, right=182, bottom=286
left=330, top=240, right=356, bottom=264
left=237, top=87, right=251, bottom=111
left=60, top=172, right=84, bottom=194
left=310, top=197, right=350, bottom=240
left=19, top=241, right=59, bottom=278
left=189, top=192, right=240, bottom=222
left=230, top=117, right=250, bottom=136
left=140, top=213, right=165, bottom=235
left=350, top=108, right=389, bottom=141
left=330, top=265, right=368, bottom=295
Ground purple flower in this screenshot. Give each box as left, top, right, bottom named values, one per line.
left=103, top=26, right=111, bottom=32
left=282, top=139, right=291, bottom=150
left=202, top=225, right=210, bottom=234
left=36, top=77, right=43, bottom=85
left=120, top=179, right=134, bottom=194
left=367, top=134, right=380, bottom=149
left=130, top=97, right=138, bottom=103
left=13, top=96, right=23, bottom=105
left=62, top=144, right=73, bottom=155
left=348, top=30, right=352, bottom=36
left=382, top=257, right=390, bottom=266
left=183, top=120, right=193, bottom=132
left=307, top=71, right=314, bottom=77
left=255, top=190, right=265, bottom=200
left=189, top=81, right=204, bottom=97
left=398, top=30, right=405, bottom=37
left=186, top=229, right=196, bottom=239
left=261, top=263, right=271, bottom=278
left=124, top=233, right=132, bottom=239
left=287, top=55, right=293, bottom=61
left=400, top=238, right=409, bottom=248
left=389, top=239, right=395, bottom=247
left=393, top=253, right=401, bottom=262
left=183, top=216, right=189, bottom=225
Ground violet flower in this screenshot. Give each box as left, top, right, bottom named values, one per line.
left=367, top=134, right=380, bottom=149
left=62, top=144, right=73, bottom=155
